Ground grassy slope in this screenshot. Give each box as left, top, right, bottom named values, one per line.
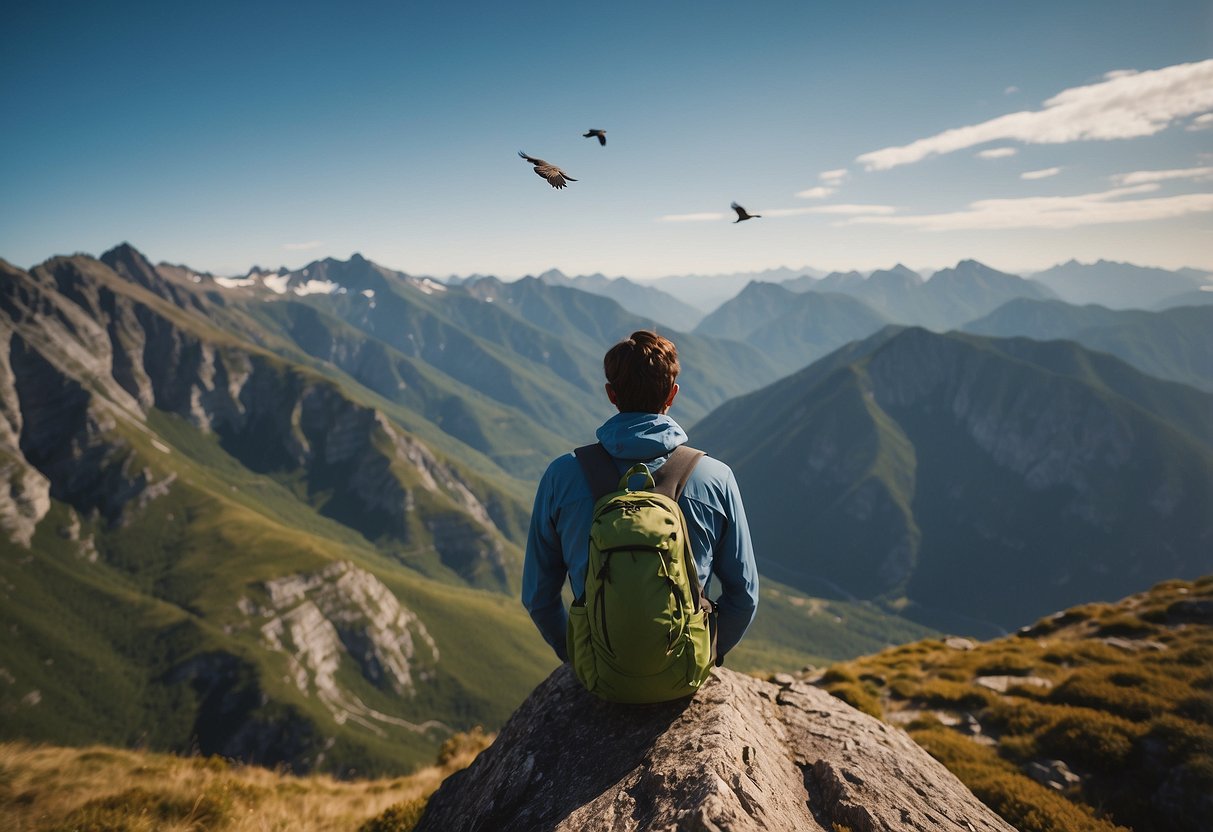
left=0, top=399, right=553, bottom=775
left=0, top=728, right=492, bottom=832
left=807, top=576, right=1213, bottom=832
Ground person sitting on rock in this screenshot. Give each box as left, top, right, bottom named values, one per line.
left=522, top=330, right=759, bottom=698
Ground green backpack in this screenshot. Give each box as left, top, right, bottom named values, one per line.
left=566, top=443, right=716, bottom=703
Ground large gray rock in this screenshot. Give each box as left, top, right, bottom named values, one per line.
left=416, top=666, right=1017, bottom=832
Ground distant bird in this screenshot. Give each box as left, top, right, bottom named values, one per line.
left=518, top=151, right=578, bottom=189
left=731, top=202, right=761, bottom=223
left=583, top=129, right=607, bottom=146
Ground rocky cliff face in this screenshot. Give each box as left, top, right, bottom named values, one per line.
left=416, top=666, right=1017, bottom=832
left=0, top=251, right=517, bottom=588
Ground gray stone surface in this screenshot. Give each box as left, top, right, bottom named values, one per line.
left=416, top=665, right=1018, bottom=832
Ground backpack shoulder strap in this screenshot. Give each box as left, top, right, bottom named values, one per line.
left=574, top=443, right=620, bottom=502
left=576, top=443, right=706, bottom=502
left=652, top=446, right=705, bottom=501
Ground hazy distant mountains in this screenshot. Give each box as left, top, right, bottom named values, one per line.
left=693, top=260, right=1056, bottom=374
left=694, top=282, right=893, bottom=375
left=693, top=326, right=1213, bottom=635
left=1030, top=259, right=1213, bottom=309
left=533, top=268, right=702, bottom=332
left=790, top=260, right=1058, bottom=330
left=963, top=300, right=1213, bottom=392
left=517, top=259, right=1211, bottom=336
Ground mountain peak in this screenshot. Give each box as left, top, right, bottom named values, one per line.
left=415, top=666, right=1015, bottom=832
left=99, top=242, right=199, bottom=308
left=100, top=242, right=156, bottom=275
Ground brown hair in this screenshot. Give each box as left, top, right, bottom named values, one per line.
left=603, top=331, right=680, bottom=412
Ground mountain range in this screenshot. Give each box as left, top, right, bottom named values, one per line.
left=692, top=326, right=1213, bottom=634
left=0, top=244, right=922, bottom=775
left=963, top=299, right=1213, bottom=392
left=2, top=241, right=1210, bottom=779
left=1030, top=259, right=1213, bottom=310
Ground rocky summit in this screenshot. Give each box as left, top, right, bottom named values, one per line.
left=416, top=665, right=1015, bottom=832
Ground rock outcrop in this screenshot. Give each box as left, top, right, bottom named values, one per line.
left=416, top=666, right=1016, bottom=832
left=240, top=560, right=447, bottom=736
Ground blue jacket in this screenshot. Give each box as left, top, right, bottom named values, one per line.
left=522, top=411, right=759, bottom=663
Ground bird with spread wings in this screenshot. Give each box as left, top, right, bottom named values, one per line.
left=518, top=151, right=578, bottom=189
left=583, top=129, right=607, bottom=146
left=731, top=202, right=761, bottom=223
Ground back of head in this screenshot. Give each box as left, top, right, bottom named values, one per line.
left=603, top=331, right=680, bottom=413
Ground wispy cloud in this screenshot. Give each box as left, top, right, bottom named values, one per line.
left=1110, top=166, right=1213, bottom=186
left=856, top=59, right=1213, bottom=171
left=283, top=240, right=324, bottom=251
left=1188, top=113, right=1213, bottom=131
left=797, top=168, right=849, bottom=199
left=1004, top=85, right=1020, bottom=95
left=657, top=212, right=727, bottom=223
left=844, top=184, right=1213, bottom=230
left=976, top=147, right=1018, bottom=160
left=1021, top=167, right=1062, bottom=180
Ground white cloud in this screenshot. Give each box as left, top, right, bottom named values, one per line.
left=844, top=183, right=1213, bottom=230
left=798, top=168, right=849, bottom=198
left=1188, top=113, right=1213, bottom=131
left=856, top=59, right=1213, bottom=171
left=976, top=147, right=1018, bottom=159
left=1004, top=85, right=1020, bottom=95
left=657, top=212, right=727, bottom=223
left=1111, top=166, right=1213, bottom=185
left=1021, top=167, right=1062, bottom=180
left=283, top=240, right=324, bottom=251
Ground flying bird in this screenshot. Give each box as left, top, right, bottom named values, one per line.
left=731, top=202, right=761, bottom=223
left=583, top=129, right=607, bottom=146
left=518, top=151, right=578, bottom=189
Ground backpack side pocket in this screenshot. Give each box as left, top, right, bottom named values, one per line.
left=567, top=601, right=598, bottom=693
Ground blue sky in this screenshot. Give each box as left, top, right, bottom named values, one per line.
left=2, top=0, right=1211, bottom=279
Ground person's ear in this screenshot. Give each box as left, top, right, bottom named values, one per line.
left=605, top=383, right=619, bottom=407
left=662, top=383, right=679, bottom=413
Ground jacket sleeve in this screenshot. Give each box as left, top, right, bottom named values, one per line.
left=522, top=466, right=569, bottom=662
left=710, top=469, right=759, bottom=662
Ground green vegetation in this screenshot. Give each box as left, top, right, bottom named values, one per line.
left=810, top=577, right=1213, bottom=832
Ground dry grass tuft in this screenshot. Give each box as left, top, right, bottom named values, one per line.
left=0, top=728, right=493, bottom=832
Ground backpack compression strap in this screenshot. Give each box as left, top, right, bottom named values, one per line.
left=574, top=443, right=705, bottom=502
